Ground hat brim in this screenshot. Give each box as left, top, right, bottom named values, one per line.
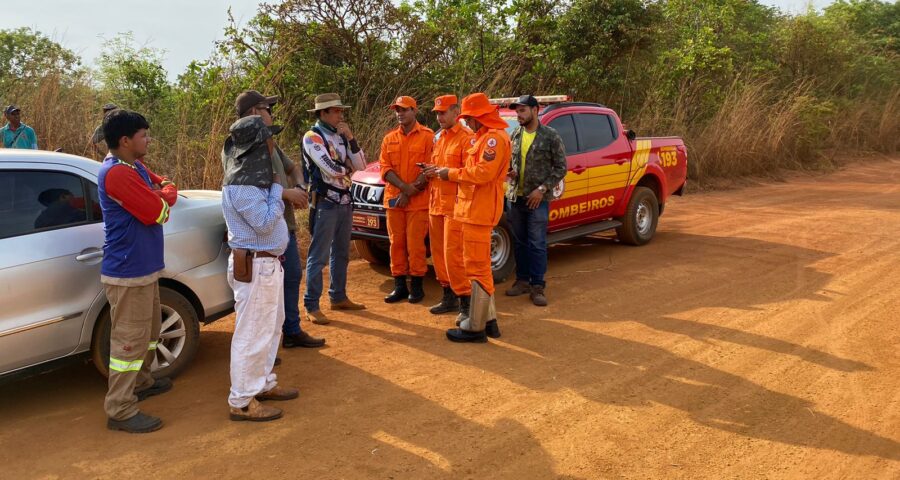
left=389, top=104, right=416, bottom=111
left=264, top=95, right=279, bottom=106
left=457, top=112, right=509, bottom=130
left=308, top=100, right=352, bottom=112
left=432, top=106, right=450, bottom=112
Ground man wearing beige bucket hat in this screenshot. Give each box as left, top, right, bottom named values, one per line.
left=301, top=93, right=368, bottom=325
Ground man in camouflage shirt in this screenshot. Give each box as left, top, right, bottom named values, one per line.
left=504, top=95, right=567, bottom=306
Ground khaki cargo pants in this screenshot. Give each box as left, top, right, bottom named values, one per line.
left=103, top=281, right=161, bottom=421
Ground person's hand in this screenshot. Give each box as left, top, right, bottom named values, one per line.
left=336, top=122, right=354, bottom=140
left=422, top=164, right=439, bottom=178
left=283, top=187, right=309, bottom=209
left=413, top=172, right=428, bottom=190
left=526, top=187, right=544, bottom=209
left=401, top=182, right=420, bottom=196
left=395, top=192, right=410, bottom=208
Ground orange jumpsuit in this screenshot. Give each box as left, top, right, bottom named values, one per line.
left=447, top=126, right=511, bottom=296
left=379, top=122, right=435, bottom=277
left=429, top=123, right=474, bottom=294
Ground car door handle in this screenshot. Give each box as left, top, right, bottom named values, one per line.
left=76, top=251, right=104, bottom=262
left=615, top=159, right=628, bottom=165
left=572, top=165, right=586, bottom=174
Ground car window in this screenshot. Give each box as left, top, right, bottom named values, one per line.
left=0, top=171, right=92, bottom=239
left=502, top=117, right=519, bottom=135
left=548, top=115, right=578, bottom=154
left=85, top=180, right=103, bottom=221
left=574, top=113, right=617, bottom=152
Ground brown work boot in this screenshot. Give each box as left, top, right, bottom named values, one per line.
left=229, top=398, right=283, bottom=422
left=530, top=285, right=548, bottom=307
left=306, top=309, right=330, bottom=325
left=330, top=298, right=367, bottom=310
left=505, top=279, right=531, bottom=297
left=256, top=385, right=300, bottom=401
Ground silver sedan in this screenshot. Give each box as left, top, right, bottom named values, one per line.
left=0, top=150, right=233, bottom=379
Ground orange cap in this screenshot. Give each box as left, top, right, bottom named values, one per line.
left=432, top=94, right=458, bottom=112
left=389, top=96, right=417, bottom=110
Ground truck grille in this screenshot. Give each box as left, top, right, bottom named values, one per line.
left=351, top=182, right=385, bottom=210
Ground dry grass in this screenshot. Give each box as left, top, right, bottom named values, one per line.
left=4, top=71, right=897, bottom=191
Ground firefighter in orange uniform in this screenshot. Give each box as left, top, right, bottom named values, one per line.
left=424, top=93, right=510, bottom=343
left=427, top=95, right=474, bottom=316
left=380, top=96, right=435, bottom=304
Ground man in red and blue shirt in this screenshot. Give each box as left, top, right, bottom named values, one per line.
left=98, top=110, right=177, bottom=434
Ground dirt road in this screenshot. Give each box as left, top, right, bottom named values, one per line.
left=2, top=158, right=899, bottom=479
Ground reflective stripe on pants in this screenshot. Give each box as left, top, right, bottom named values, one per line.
left=104, top=281, right=161, bottom=421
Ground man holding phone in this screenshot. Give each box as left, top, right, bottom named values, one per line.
left=379, top=96, right=434, bottom=304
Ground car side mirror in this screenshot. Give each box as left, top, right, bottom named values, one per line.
left=625, top=129, right=636, bottom=141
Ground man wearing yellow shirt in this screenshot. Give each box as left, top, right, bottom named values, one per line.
left=504, top=95, right=567, bottom=306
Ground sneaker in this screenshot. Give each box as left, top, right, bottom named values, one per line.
left=256, top=385, right=300, bottom=401
left=282, top=331, right=326, bottom=348
left=505, top=280, right=531, bottom=297
left=136, top=377, right=173, bottom=402
left=107, top=412, right=163, bottom=433
left=229, top=398, right=283, bottom=422
left=530, top=285, right=548, bottom=307
left=330, top=298, right=367, bottom=311
left=306, top=310, right=330, bottom=325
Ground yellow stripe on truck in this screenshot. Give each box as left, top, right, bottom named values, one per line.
left=556, top=141, right=652, bottom=201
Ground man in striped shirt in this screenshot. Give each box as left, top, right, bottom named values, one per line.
left=222, top=115, right=300, bottom=422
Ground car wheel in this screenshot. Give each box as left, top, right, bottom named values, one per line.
left=354, top=239, right=391, bottom=265
left=90, top=286, right=201, bottom=379
left=492, top=214, right=516, bottom=283
left=616, top=186, right=659, bottom=246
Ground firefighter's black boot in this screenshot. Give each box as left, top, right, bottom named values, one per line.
left=384, top=276, right=409, bottom=303
left=429, top=287, right=459, bottom=314
left=408, top=276, right=426, bottom=304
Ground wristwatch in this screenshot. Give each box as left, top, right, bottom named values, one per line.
left=537, top=185, right=547, bottom=193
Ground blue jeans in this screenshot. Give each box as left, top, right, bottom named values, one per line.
left=304, top=201, right=352, bottom=312
left=281, top=232, right=303, bottom=335
left=507, top=198, right=549, bottom=286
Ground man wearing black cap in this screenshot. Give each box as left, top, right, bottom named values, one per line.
left=504, top=95, right=567, bottom=306
left=91, top=103, right=120, bottom=153
left=2, top=105, right=38, bottom=149
left=235, top=90, right=325, bottom=349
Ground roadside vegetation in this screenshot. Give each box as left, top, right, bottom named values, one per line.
left=1, top=0, right=897, bottom=189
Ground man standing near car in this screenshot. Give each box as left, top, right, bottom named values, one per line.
left=99, top=110, right=177, bottom=433
left=427, top=95, right=473, bottom=315
left=2, top=105, right=38, bottom=149
left=302, top=93, right=367, bottom=325
left=504, top=95, right=567, bottom=306
left=380, top=96, right=434, bottom=304
left=222, top=114, right=300, bottom=422
left=234, top=90, right=324, bottom=350
left=424, top=93, right=510, bottom=343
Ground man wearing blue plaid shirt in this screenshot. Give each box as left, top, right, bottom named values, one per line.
left=221, top=114, right=300, bottom=422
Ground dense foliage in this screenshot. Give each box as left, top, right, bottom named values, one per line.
left=1, top=0, right=897, bottom=187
